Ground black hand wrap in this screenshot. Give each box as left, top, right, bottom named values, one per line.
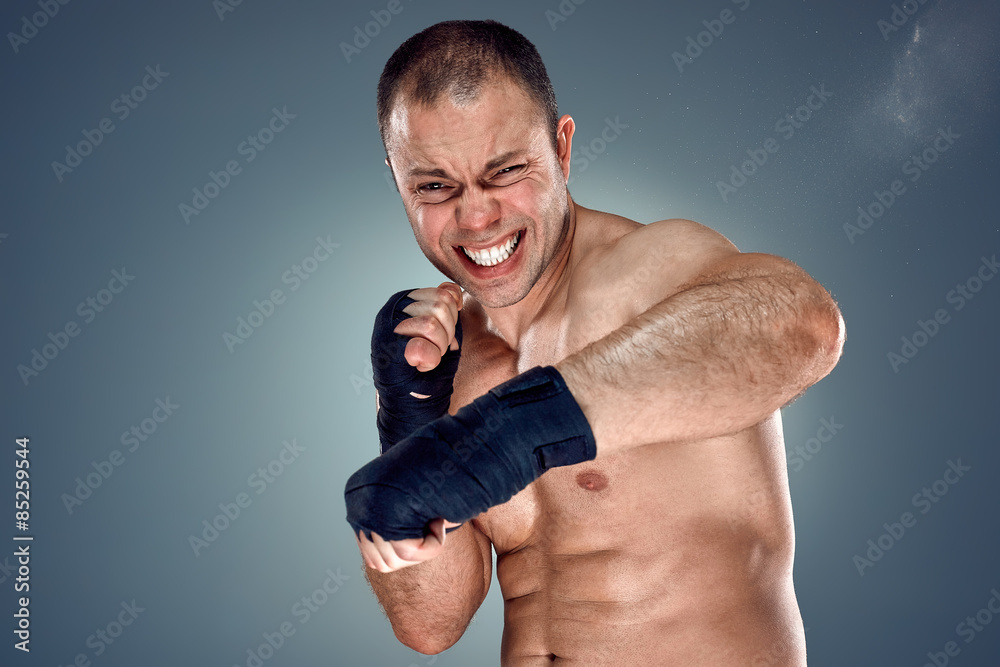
left=345, top=365, right=597, bottom=541
left=371, top=289, right=462, bottom=454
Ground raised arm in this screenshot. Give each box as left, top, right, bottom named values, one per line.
left=557, top=219, right=846, bottom=454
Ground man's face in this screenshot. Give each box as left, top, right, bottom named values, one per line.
left=385, top=77, right=573, bottom=309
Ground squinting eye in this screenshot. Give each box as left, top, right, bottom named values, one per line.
left=417, top=183, right=451, bottom=200
left=415, top=182, right=453, bottom=203
left=496, top=165, right=525, bottom=176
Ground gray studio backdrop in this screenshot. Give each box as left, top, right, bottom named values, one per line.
left=2, top=0, right=999, bottom=665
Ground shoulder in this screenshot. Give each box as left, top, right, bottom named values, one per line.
left=570, top=209, right=741, bottom=317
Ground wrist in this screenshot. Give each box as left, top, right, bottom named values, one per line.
left=552, top=358, right=603, bottom=453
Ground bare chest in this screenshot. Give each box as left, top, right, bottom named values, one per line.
left=448, top=300, right=638, bottom=556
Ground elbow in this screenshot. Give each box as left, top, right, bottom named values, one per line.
left=391, top=613, right=471, bottom=655
left=802, top=289, right=846, bottom=380
left=411, top=643, right=453, bottom=656
left=395, top=627, right=462, bottom=655
left=825, top=307, right=847, bottom=366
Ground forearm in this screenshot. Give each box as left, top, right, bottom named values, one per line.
left=364, top=524, right=490, bottom=654
left=558, top=253, right=844, bottom=453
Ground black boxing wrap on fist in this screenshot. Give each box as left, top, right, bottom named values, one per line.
left=371, top=289, right=463, bottom=455
left=345, top=365, right=597, bottom=542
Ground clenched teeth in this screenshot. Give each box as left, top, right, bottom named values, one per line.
left=462, top=231, right=521, bottom=267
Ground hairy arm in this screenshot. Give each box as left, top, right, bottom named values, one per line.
left=557, top=220, right=845, bottom=454
left=362, top=521, right=492, bottom=654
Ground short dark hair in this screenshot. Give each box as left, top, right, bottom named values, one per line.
left=376, top=20, right=559, bottom=154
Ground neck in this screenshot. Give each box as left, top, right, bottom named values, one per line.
left=479, top=198, right=580, bottom=349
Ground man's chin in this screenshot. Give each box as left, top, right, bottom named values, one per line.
left=458, top=280, right=530, bottom=310
left=426, top=246, right=535, bottom=308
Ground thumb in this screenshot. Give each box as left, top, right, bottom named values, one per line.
left=424, top=518, right=448, bottom=550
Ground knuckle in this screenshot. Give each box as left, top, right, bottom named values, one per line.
left=413, top=323, right=446, bottom=351
left=395, top=547, right=415, bottom=561
left=442, top=289, right=459, bottom=308
left=429, top=303, right=452, bottom=327
left=418, top=315, right=440, bottom=335
left=401, top=316, right=434, bottom=339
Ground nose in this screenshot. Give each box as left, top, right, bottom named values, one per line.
left=455, top=184, right=500, bottom=233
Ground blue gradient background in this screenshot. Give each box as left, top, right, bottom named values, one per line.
left=2, top=0, right=998, bottom=665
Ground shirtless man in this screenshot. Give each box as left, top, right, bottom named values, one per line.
left=345, top=19, right=845, bottom=666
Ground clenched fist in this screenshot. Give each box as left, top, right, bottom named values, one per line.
left=370, top=282, right=463, bottom=453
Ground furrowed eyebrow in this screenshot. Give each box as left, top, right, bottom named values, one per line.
left=483, top=151, right=520, bottom=173
left=406, top=166, right=450, bottom=179
left=405, top=151, right=522, bottom=181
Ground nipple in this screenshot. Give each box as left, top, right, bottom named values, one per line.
left=576, top=471, right=608, bottom=491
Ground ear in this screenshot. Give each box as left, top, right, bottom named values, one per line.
left=384, top=156, right=401, bottom=194
left=555, top=115, right=576, bottom=183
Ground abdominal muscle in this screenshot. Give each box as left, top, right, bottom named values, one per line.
left=472, top=411, right=807, bottom=666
